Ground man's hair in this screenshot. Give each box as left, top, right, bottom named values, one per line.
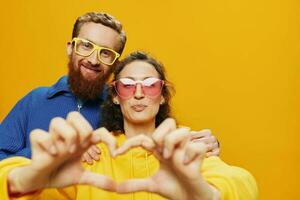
left=72, top=12, right=127, bottom=54
left=100, top=51, right=175, bottom=133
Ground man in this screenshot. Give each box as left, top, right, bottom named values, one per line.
left=0, top=12, right=219, bottom=162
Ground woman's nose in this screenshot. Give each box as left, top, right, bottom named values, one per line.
left=134, top=84, right=145, bottom=99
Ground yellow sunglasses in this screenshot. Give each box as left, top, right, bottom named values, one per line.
left=71, top=37, right=120, bottom=65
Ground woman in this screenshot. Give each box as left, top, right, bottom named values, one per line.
left=1, top=52, right=258, bottom=200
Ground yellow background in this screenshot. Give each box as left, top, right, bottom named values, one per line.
left=0, top=0, right=299, bottom=199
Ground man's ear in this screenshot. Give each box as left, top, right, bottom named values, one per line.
left=113, top=96, right=120, bottom=105
left=67, top=42, right=72, bottom=58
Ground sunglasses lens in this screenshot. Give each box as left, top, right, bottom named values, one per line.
left=142, top=80, right=163, bottom=97
left=75, top=39, right=94, bottom=56
left=115, top=81, right=135, bottom=99
left=99, top=49, right=117, bottom=65
left=115, top=78, right=163, bottom=99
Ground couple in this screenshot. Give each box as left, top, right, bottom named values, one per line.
left=0, top=12, right=219, bottom=164
left=1, top=51, right=257, bottom=199
left=0, top=12, right=257, bottom=199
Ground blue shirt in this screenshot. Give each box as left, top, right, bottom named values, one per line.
left=0, top=76, right=107, bottom=160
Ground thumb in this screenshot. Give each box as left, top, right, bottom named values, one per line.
left=78, top=170, right=117, bottom=192
left=117, top=178, right=156, bottom=194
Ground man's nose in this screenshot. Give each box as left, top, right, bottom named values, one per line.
left=87, top=50, right=99, bottom=65
left=134, top=84, right=145, bottom=99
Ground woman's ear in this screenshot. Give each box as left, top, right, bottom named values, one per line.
left=113, top=96, right=120, bottom=105
left=160, top=96, right=165, bottom=105
left=67, top=42, right=72, bottom=58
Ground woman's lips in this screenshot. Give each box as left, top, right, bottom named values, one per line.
left=131, top=105, right=147, bottom=112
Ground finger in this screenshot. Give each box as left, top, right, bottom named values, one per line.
left=79, top=170, right=116, bottom=192
left=163, top=127, right=190, bottom=159
left=66, top=112, right=93, bottom=148
left=49, top=117, right=78, bottom=153
left=190, top=129, right=211, bottom=140
left=183, top=142, right=207, bottom=165
left=206, top=148, right=220, bottom=157
left=30, top=129, right=57, bottom=155
left=92, top=145, right=101, bottom=154
left=88, top=147, right=100, bottom=161
left=192, top=135, right=216, bottom=146
left=208, top=141, right=219, bottom=152
left=152, top=118, right=176, bottom=149
left=81, top=152, right=94, bottom=165
left=81, top=145, right=101, bottom=164
left=81, top=154, right=86, bottom=162
left=194, top=137, right=218, bottom=152
left=117, top=178, right=156, bottom=194
left=91, top=128, right=116, bottom=156
left=114, top=135, right=155, bottom=156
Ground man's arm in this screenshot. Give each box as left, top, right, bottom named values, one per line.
left=0, top=95, right=31, bottom=160
left=190, top=129, right=220, bottom=157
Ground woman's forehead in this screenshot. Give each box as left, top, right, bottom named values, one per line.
left=119, top=61, right=159, bottom=79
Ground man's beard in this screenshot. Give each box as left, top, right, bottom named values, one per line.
left=67, top=59, right=111, bottom=101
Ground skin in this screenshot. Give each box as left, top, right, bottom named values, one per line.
left=67, top=22, right=121, bottom=81
left=113, top=61, right=165, bottom=138
left=66, top=22, right=120, bottom=163
left=82, top=61, right=221, bottom=164
left=7, top=61, right=220, bottom=200
left=112, top=61, right=220, bottom=199
left=63, top=22, right=219, bottom=165
left=81, top=61, right=220, bottom=164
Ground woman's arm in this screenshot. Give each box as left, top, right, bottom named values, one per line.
left=115, top=118, right=257, bottom=200
left=7, top=112, right=117, bottom=196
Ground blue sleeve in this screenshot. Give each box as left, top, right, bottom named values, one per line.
left=0, top=94, right=32, bottom=160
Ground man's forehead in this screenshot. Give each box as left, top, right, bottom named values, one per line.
left=77, top=22, right=121, bottom=49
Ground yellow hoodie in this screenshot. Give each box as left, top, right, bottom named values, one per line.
left=0, top=133, right=258, bottom=200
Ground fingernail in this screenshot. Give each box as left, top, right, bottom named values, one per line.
left=87, top=160, right=93, bottom=165
left=163, top=148, right=170, bottom=159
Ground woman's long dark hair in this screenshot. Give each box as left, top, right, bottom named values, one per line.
left=100, top=51, right=175, bottom=133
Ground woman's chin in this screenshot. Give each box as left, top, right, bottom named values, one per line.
left=129, top=114, right=155, bottom=124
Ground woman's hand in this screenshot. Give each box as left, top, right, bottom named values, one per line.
left=8, top=112, right=117, bottom=195
left=115, top=118, right=220, bottom=200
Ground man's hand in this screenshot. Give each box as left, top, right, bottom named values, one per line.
left=190, top=129, right=220, bottom=157
left=81, top=145, right=101, bottom=165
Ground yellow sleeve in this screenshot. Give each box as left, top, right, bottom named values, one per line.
left=201, top=156, right=258, bottom=200
left=0, top=157, right=76, bottom=200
